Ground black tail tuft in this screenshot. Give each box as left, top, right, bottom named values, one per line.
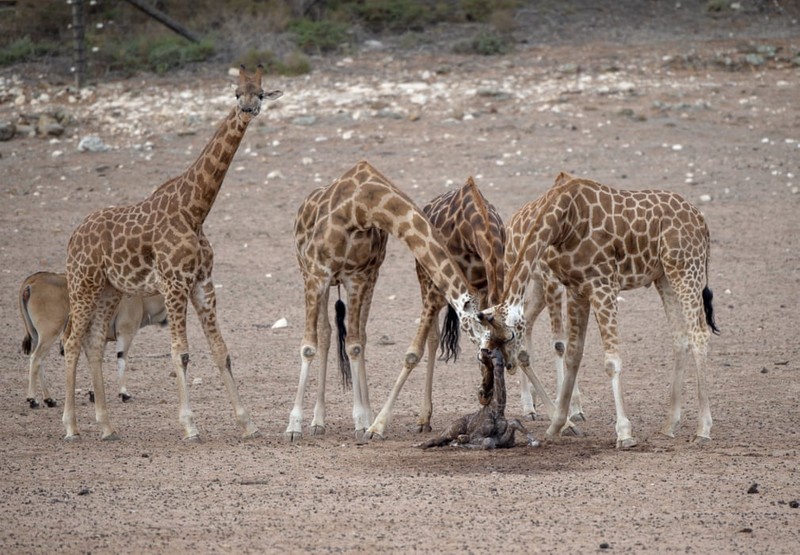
left=22, top=334, right=32, bottom=355
left=438, top=304, right=461, bottom=363
left=702, top=286, right=721, bottom=336
left=334, top=299, right=352, bottom=389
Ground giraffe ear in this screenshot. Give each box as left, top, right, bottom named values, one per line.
left=238, top=64, right=247, bottom=86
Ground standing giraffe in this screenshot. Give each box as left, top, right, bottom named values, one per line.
left=61, top=65, right=282, bottom=441
left=506, top=192, right=585, bottom=423
left=285, top=161, right=488, bottom=442
left=366, top=177, right=505, bottom=439
left=479, top=173, right=720, bottom=448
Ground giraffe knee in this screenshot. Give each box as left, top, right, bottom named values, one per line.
left=554, top=341, right=566, bottom=356
left=347, top=344, right=362, bottom=358
left=604, top=356, right=621, bottom=378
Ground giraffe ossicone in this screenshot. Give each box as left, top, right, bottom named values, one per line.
left=61, top=65, right=282, bottom=441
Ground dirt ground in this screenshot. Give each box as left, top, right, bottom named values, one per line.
left=1, top=2, right=799, bottom=553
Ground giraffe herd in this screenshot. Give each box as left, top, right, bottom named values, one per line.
left=19, top=66, right=720, bottom=449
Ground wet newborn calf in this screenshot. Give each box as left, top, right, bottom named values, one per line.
left=418, top=347, right=539, bottom=450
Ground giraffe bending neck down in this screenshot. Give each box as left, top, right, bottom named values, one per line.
left=286, top=160, right=486, bottom=442
left=506, top=189, right=586, bottom=423
left=365, top=177, right=506, bottom=439
left=62, top=65, right=283, bottom=441
left=479, top=173, right=720, bottom=448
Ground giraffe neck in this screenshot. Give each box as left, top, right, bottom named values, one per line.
left=181, top=107, right=250, bottom=226
left=348, top=162, right=483, bottom=342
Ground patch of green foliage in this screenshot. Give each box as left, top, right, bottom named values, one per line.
left=452, top=31, right=512, bottom=56
left=0, top=36, right=60, bottom=66
left=236, top=49, right=311, bottom=76
left=287, top=19, right=350, bottom=54
left=97, top=36, right=215, bottom=75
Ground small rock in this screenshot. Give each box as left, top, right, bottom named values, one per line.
left=272, top=317, right=288, bottom=329
left=292, top=115, right=317, bottom=126
left=747, top=483, right=759, bottom=494
left=699, top=194, right=712, bottom=203
left=78, top=135, right=110, bottom=152
left=789, top=500, right=799, bottom=508
left=376, top=335, right=395, bottom=346
left=0, top=121, right=16, bottom=141
left=192, top=377, right=202, bottom=386
left=77, top=487, right=91, bottom=496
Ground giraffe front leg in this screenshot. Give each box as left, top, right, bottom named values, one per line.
left=192, top=280, right=258, bottom=439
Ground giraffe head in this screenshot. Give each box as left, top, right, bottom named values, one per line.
left=476, top=303, right=527, bottom=373
left=235, top=64, right=283, bottom=121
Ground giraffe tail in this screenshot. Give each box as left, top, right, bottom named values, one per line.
left=702, top=287, right=720, bottom=336
left=438, top=304, right=461, bottom=363
left=334, top=299, right=353, bottom=389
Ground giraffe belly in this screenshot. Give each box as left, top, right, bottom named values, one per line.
left=105, top=266, right=162, bottom=297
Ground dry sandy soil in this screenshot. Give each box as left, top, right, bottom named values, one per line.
left=1, top=2, right=799, bottom=553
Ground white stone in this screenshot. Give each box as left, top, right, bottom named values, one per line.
left=272, top=317, right=288, bottom=329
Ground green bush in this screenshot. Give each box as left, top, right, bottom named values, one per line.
left=288, top=19, right=349, bottom=54
left=0, top=36, right=60, bottom=66
left=236, top=49, right=311, bottom=76
left=452, top=31, right=511, bottom=56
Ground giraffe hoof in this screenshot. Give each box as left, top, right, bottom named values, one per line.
left=416, top=424, right=432, bottom=433
left=310, top=424, right=326, bottom=436
left=64, top=433, right=81, bottom=442
left=617, top=437, right=638, bottom=449
left=101, top=431, right=121, bottom=441
left=184, top=434, right=203, bottom=443
left=364, top=430, right=385, bottom=441
left=242, top=429, right=261, bottom=440
left=692, top=434, right=711, bottom=445
left=45, top=398, right=57, bottom=408
left=285, top=431, right=303, bottom=443
left=27, top=398, right=40, bottom=409
left=570, top=412, right=586, bottom=422
left=478, top=388, right=492, bottom=406
left=119, top=393, right=133, bottom=403
left=524, top=412, right=537, bottom=422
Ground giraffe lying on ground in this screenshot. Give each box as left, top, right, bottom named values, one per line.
left=19, top=271, right=167, bottom=408
left=479, top=173, right=720, bottom=448
left=61, top=65, right=282, bottom=441
left=417, top=346, right=539, bottom=450
left=286, top=160, right=489, bottom=442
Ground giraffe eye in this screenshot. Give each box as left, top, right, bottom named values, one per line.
left=257, top=92, right=265, bottom=100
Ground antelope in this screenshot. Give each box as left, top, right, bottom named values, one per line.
left=19, top=271, right=167, bottom=408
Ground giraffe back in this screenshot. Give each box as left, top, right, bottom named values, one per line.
left=508, top=175, right=712, bottom=300
left=421, top=177, right=506, bottom=307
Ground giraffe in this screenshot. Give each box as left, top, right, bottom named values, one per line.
left=478, top=173, right=720, bottom=448
left=285, top=160, right=488, bottom=442
left=61, top=65, right=283, bottom=441
left=506, top=193, right=586, bottom=423
left=365, top=177, right=505, bottom=439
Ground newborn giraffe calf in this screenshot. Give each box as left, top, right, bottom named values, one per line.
left=417, top=347, right=539, bottom=450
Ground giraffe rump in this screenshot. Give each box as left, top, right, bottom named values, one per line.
left=438, top=304, right=460, bottom=363
left=334, top=299, right=353, bottom=389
